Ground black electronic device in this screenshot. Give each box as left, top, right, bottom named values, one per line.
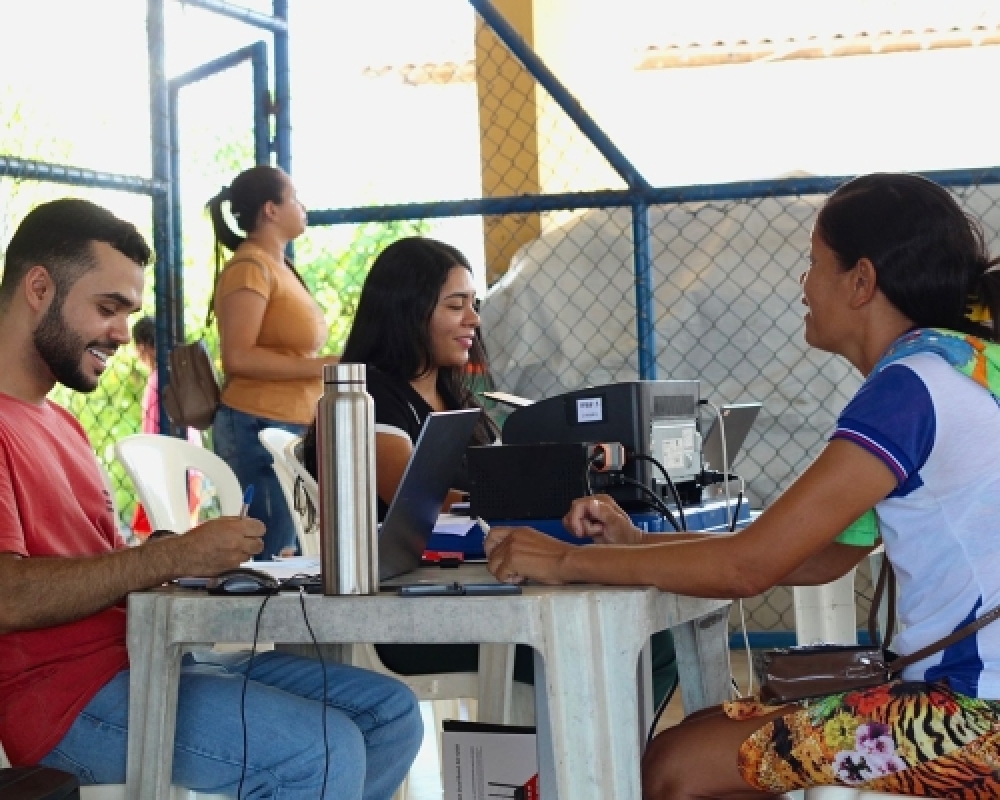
left=469, top=442, right=598, bottom=520
left=206, top=567, right=281, bottom=595
left=499, top=380, right=701, bottom=511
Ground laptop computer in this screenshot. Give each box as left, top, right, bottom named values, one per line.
left=378, top=408, right=481, bottom=583
left=701, top=402, right=762, bottom=472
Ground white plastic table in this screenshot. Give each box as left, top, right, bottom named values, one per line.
left=125, top=565, right=731, bottom=800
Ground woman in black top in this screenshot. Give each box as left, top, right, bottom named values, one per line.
left=304, top=237, right=529, bottom=681
left=343, top=236, right=497, bottom=518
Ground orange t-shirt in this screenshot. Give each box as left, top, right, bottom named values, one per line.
left=0, top=396, right=127, bottom=765
left=214, top=242, right=328, bottom=424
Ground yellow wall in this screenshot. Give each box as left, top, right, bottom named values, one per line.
left=475, top=0, right=541, bottom=284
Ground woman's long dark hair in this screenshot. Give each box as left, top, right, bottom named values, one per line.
left=816, top=173, right=1000, bottom=341
left=343, top=236, right=497, bottom=444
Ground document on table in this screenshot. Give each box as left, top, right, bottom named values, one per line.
left=433, top=513, right=478, bottom=536
left=244, top=556, right=320, bottom=579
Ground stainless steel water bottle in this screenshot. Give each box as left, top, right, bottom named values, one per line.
left=316, top=363, right=379, bottom=595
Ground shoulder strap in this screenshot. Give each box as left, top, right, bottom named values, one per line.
left=865, top=524, right=1000, bottom=676
left=889, top=602, right=1000, bottom=675
left=867, top=550, right=896, bottom=648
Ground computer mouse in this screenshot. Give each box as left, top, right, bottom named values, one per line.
left=206, top=567, right=281, bottom=595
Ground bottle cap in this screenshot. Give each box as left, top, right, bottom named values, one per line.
left=325, top=362, right=366, bottom=384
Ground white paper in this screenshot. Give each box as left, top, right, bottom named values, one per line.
left=433, top=514, right=478, bottom=537
left=240, top=556, right=321, bottom=580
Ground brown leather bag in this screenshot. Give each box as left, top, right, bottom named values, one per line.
left=759, top=557, right=1000, bottom=703
left=162, top=339, right=221, bottom=431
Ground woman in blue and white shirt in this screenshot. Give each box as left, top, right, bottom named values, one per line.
left=486, top=173, right=1000, bottom=798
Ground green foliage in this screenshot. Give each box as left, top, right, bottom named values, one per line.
left=296, top=218, right=430, bottom=355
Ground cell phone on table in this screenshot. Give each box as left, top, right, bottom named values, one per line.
left=397, top=582, right=521, bottom=597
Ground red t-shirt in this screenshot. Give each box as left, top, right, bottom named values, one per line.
left=0, top=394, right=127, bottom=765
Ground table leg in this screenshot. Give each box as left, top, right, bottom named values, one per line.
left=477, top=644, right=516, bottom=724
left=533, top=593, right=648, bottom=800
left=674, top=605, right=732, bottom=714
left=125, top=594, right=156, bottom=800
left=138, top=597, right=184, bottom=800
left=636, top=642, right=655, bottom=743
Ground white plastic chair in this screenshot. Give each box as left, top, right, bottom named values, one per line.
left=114, top=434, right=242, bottom=532
left=794, top=548, right=891, bottom=647
left=258, top=429, right=319, bottom=556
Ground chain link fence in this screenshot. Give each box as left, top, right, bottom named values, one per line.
left=480, top=183, right=1000, bottom=638
left=4, top=1, right=1000, bottom=642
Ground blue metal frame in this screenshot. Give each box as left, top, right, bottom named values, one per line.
left=167, top=40, right=271, bottom=357
left=0, top=156, right=165, bottom=194
left=153, top=0, right=289, bottom=433
left=173, top=0, right=288, bottom=33
left=467, top=0, right=658, bottom=378
left=148, top=0, right=175, bottom=435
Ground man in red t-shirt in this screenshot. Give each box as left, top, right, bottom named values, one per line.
left=0, top=199, right=421, bottom=798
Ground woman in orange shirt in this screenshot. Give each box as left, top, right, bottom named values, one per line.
left=207, top=166, right=338, bottom=558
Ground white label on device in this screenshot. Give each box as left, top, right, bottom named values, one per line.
left=576, top=397, right=603, bottom=423
left=661, top=435, right=686, bottom=469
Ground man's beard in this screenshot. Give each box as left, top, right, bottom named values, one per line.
left=33, top=298, right=111, bottom=393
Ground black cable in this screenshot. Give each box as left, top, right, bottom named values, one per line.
left=644, top=674, right=679, bottom=749
left=629, top=452, right=687, bottom=532
left=616, top=475, right=681, bottom=532
left=729, top=492, right=745, bottom=533
left=238, top=594, right=272, bottom=800
left=584, top=456, right=596, bottom=497
left=298, top=588, right=330, bottom=800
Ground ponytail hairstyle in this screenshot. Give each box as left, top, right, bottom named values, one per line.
left=205, top=165, right=308, bottom=316
left=342, top=236, right=498, bottom=445
left=815, top=173, right=1000, bottom=342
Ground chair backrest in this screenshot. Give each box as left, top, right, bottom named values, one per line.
left=284, top=438, right=320, bottom=521
left=115, top=434, right=242, bottom=532
left=258, top=429, right=317, bottom=556
left=282, top=438, right=320, bottom=556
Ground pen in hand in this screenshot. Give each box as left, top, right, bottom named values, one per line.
left=240, top=485, right=255, bottom=518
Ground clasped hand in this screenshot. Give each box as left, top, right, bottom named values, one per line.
left=153, top=516, right=266, bottom=577
left=484, top=494, right=643, bottom=584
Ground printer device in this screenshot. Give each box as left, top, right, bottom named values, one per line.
left=468, top=380, right=703, bottom=519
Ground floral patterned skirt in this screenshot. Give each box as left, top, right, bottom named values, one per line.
left=726, top=681, right=1000, bottom=798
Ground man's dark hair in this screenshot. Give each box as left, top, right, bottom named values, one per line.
left=132, top=315, right=155, bottom=349
left=1, top=198, right=152, bottom=305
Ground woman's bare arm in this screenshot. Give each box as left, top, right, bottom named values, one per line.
left=487, top=439, right=895, bottom=597
left=217, top=288, right=337, bottom=381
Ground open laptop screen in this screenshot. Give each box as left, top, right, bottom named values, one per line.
left=378, top=408, right=481, bottom=582
left=701, top=403, right=761, bottom=472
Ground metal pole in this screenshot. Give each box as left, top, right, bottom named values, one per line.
left=251, top=41, right=272, bottom=164
left=468, top=0, right=650, bottom=191
left=175, top=0, right=287, bottom=32
left=148, top=0, right=176, bottom=435
left=0, top=156, right=164, bottom=194
left=632, top=201, right=656, bottom=380
left=273, top=0, right=291, bottom=172
left=168, top=86, right=185, bottom=353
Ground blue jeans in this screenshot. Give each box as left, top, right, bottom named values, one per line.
left=214, top=404, right=306, bottom=559
left=40, top=651, right=423, bottom=800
